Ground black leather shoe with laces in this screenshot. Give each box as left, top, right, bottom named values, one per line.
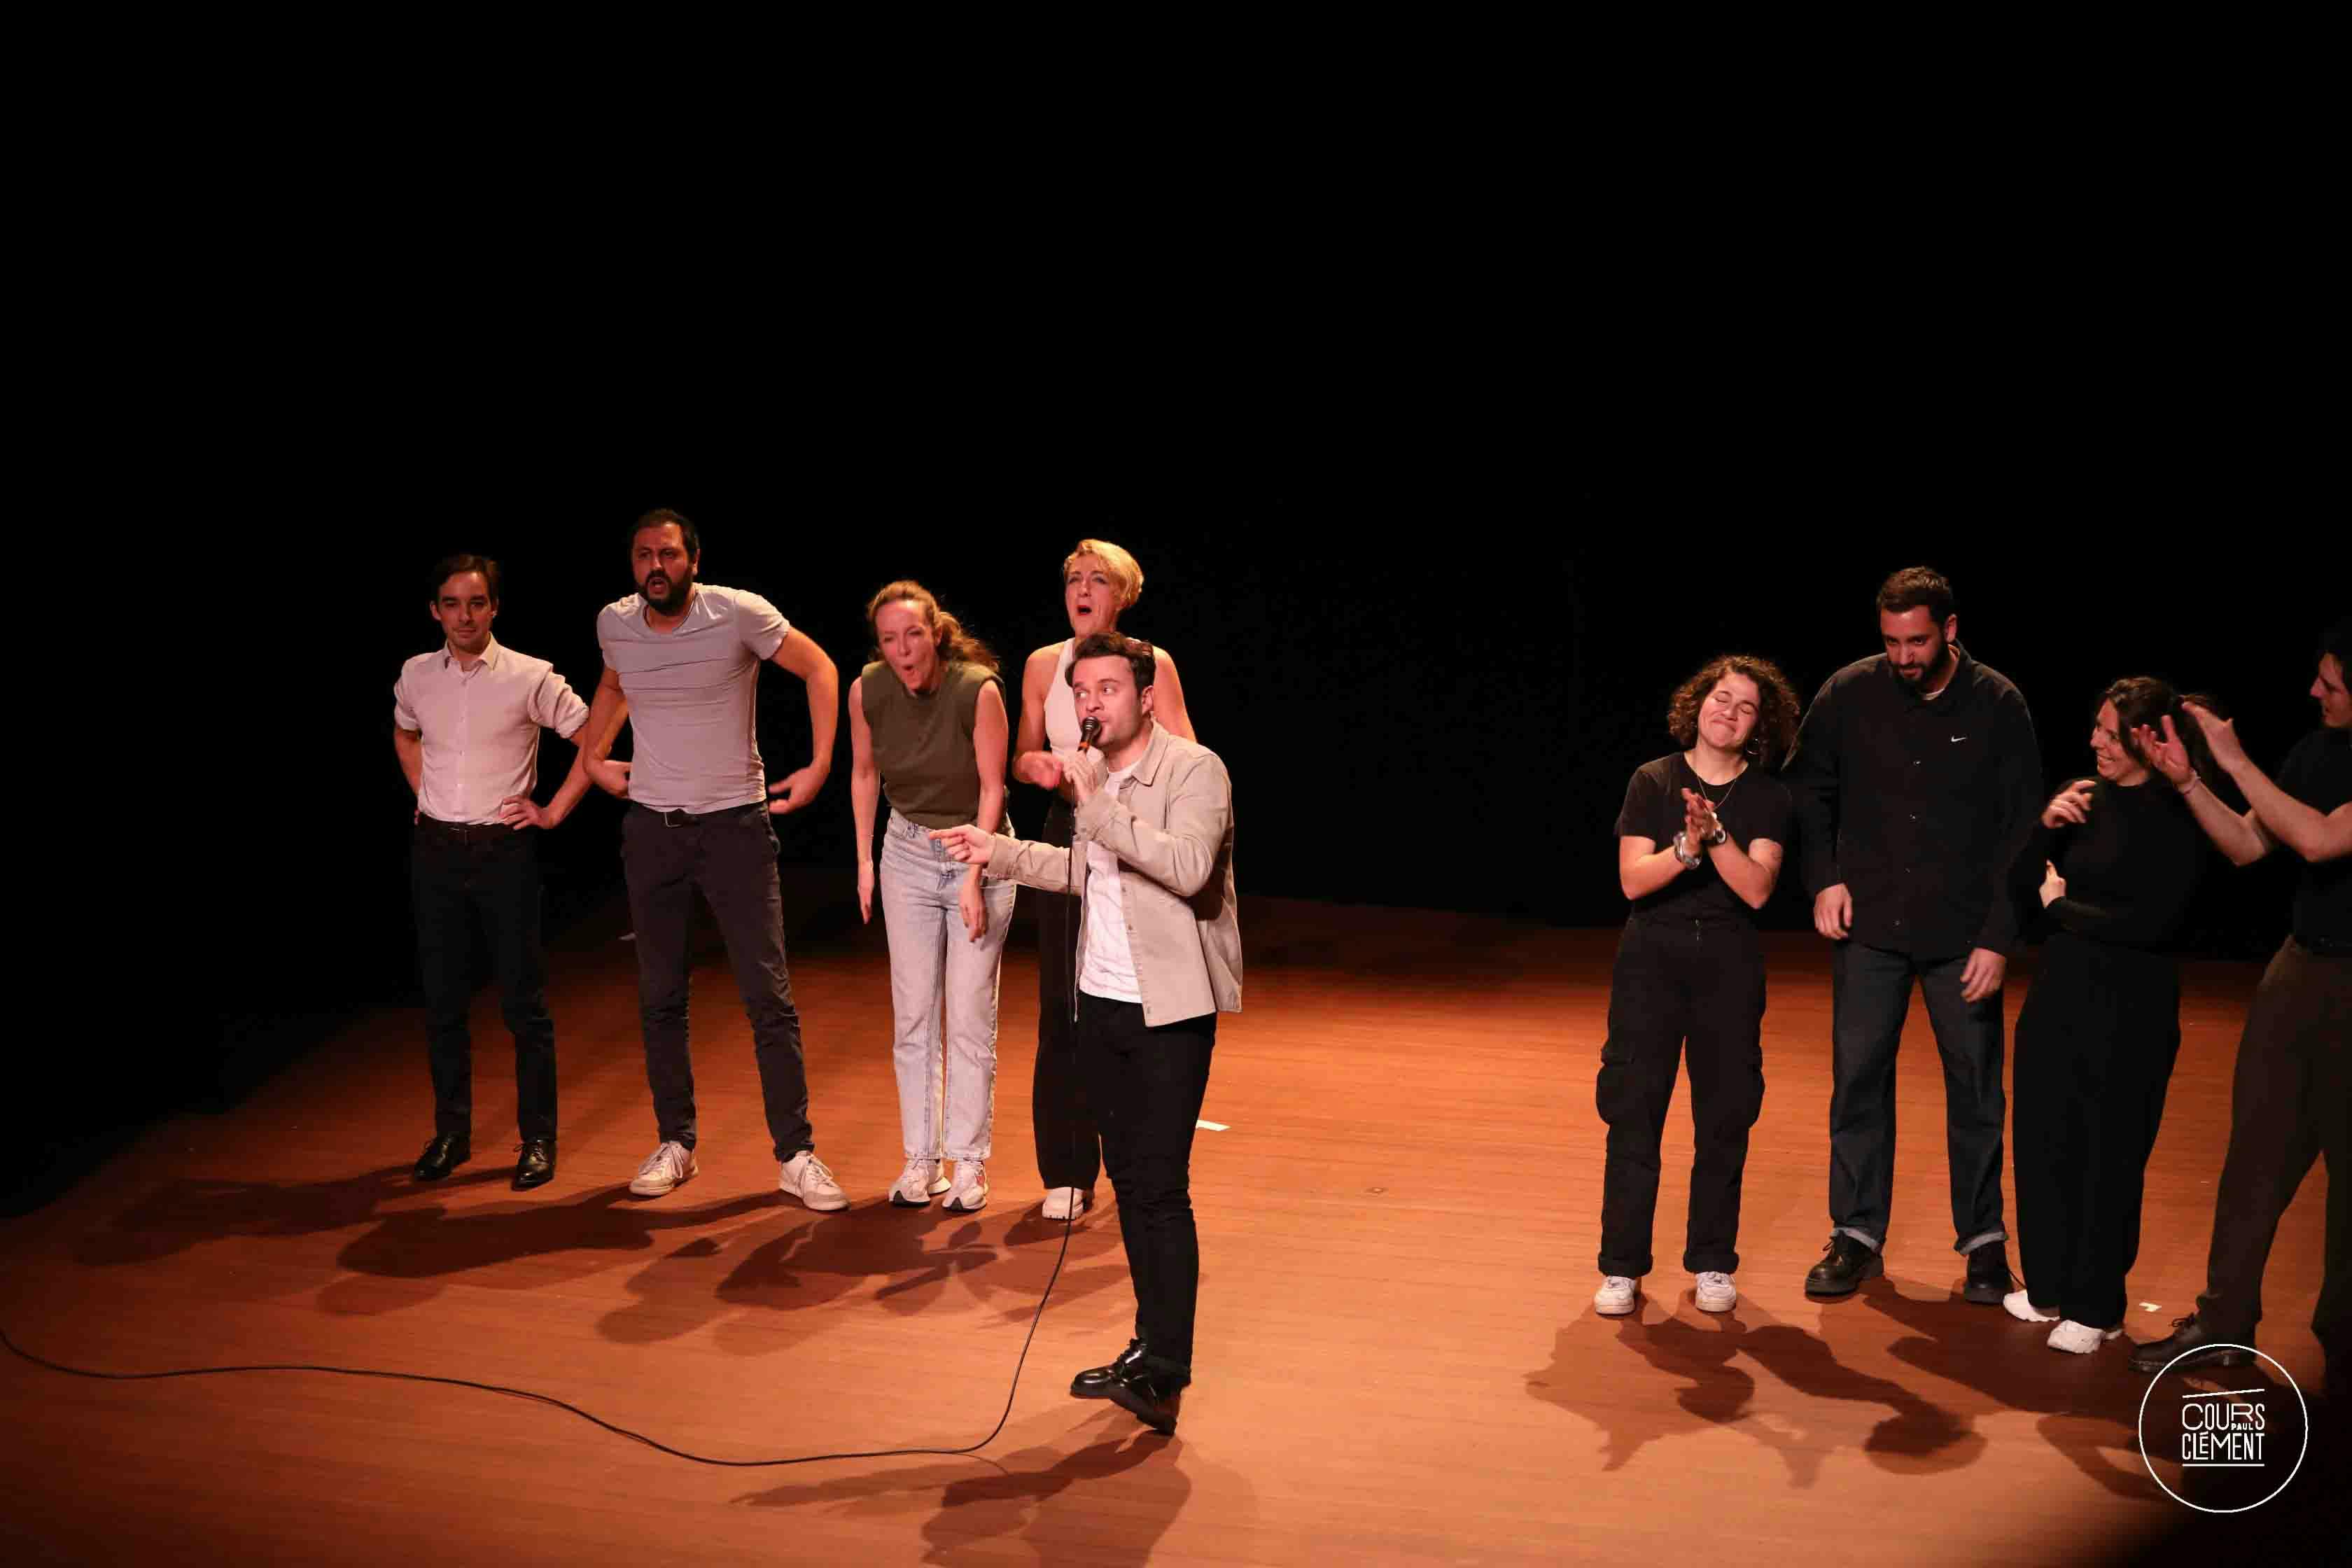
left=1804, top=1233, right=1884, bottom=1298
left=1963, top=1240, right=2015, bottom=1305
left=2129, top=1312, right=2254, bottom=1374
left=512, top=1139, right=556, bottom=1191
left=414, top=1133, right=470, bottom=1181
left=1071, top=1340, right=1150, bottom=1399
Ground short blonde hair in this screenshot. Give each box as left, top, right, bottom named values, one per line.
left=1061, top=539, right=1144, bottom=610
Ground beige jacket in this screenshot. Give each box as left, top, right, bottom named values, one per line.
left=986, top=723, right=1241, bottom=1026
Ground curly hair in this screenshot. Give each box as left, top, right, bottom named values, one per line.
left=864, top=580, right=999, bottom=674
left=1666, top=654, right=1802, bottom=767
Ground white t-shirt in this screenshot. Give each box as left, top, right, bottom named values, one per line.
left=1078, top=762, right=1142, bottom=1002
left=596, top=584, right=789, bottom=814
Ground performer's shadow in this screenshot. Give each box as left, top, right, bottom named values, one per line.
left=734, top=1408, right=1217, bottom=1567
left=1863, top=1280, right=2154, bottom=1500
left=1527, top=1292, right=1983, bottom=1485
left=74, top=1167, right=450, bottom=1268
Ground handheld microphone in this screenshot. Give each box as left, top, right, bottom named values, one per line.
left=1079, top=717, right=1102, bottom=751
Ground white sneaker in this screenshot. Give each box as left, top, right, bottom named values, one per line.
left=2047, top=1320, right=2123, bottom=1354
left=1695, top=1271, right=1737, bottom=1312
left=629, top=1141, right=697, bottom=1197
left=942, top=1160, right=989, bottom=1212
left=1595, top=1276, right=1639, bottom=1316
left=2004, top=1290, right=2058, bottom=1324
left=1041, top=1186, right=1088, bottom=1221
left=888, top=1158, right=948, bottom=1208
left=779, top=1150, right=848, bottom=1212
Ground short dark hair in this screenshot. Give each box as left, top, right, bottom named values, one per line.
left=1875, top=566, right=1954, bottom=624
left=2323, top=617, right=2350, bottom=672
left=429, top=553, right=502, bottom=605
left=1066, top=631, right=1157, bottom=692
left=631, top=507, right=701, bottom=559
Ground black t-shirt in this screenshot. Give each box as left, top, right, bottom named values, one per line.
left=1616, top=754, right=1795, bottom=925
left=2277, top=728, right=2352, bottom=942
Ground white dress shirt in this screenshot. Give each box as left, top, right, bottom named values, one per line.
left=393, top=638, right=589, bottom=825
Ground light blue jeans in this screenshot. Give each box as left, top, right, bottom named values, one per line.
left=879, top=808, right=1017, bottom=1161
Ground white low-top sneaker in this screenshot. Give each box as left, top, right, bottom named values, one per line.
left=1041, top=1186, right=1087, bottom=1221
left=2047, top=1320, right=2123, bottom=1354
left=628, top=1141, right=697, bottom=1197
left=1695, top=1272, right=1737, bottom=1312
left=1595, top=1276, right=1639, bottom=1316
left=779, top=1150, right=848, bottom=1212
left=942, top=1160, right=989, bottom=1212
left=2004, top=1290, right=2058, bottom=1324
left=889, top=1158, right=946, bottom=1208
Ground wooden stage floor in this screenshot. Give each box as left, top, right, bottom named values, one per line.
left=1, top=896, right=2334, bottom=1564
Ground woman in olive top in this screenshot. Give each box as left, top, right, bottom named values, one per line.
left=2005, top=678, right=2211, bottom=1352
left=850, top=581, right=1018, bottom=1212
left=1011, top=540, right=1196, bottom=1219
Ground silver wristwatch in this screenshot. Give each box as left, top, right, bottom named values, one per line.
left=1673, top=832, right=1704, bottom=868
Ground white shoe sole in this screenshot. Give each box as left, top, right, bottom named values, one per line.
left=1695, top=1290, right=1737, bottom=1313
left=2047, top=1323, right=2123, bottom=1354
left=629, top=1158, right=697, bottom=1197
left=1595, top=1293, right=1639, bottom=1317
left=944, top=1186, right=989, bottom=1212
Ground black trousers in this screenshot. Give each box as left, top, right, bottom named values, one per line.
left=2011, top=932, right=2181, bottom=1331
left=1032, top=799, right=1102, bottom=1191
left=1080, top=990, right=1214, bottom=1376
left=2195, top=938, right=2352, bottom=1369
left=1828, top=941, right=2008, bottom=1252
left=1595, top=916, right=1766, bottom=1278
left=621, top=804, right=813, bottom=1162
left=411, top=821, right=556, bottom=1142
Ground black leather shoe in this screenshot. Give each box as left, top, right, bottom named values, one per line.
left=1962, top=1240, right=2015, bottom=1305
left=414, top=1133, right=470, bottom=1181
left=1071, top=1340, right=1150, bottom=1399
left=512, top=1139, right=556, bottom=1191
left=1101, top=1362, right=1186, bottom=1435
left=2129, top=1313, right=2255, bottom=1374
left=1804, top=1234, right=1884, bottom=1298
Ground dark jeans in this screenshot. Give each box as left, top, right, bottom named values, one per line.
left=2012, top=932, right=2181, bottom=1330
left=1080, top=990, right=1214, bottom=1377
left=1596, top=916, right=1767, bottom=1278
left=1033, top=799, right=1101, bottom=1191
left=411, top=820, right=557, bottom=1142
left=2196, top=939, right=2351, bottom=1368
left=622, top=804, right=813, bottom=1162
left=1828, top=941, right=2008, bottom=1252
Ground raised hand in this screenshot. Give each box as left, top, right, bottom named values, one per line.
left=2041, top=780, right=2096, bottom=829
left=2181, top=700, right=2248, bottom=773
left=1062, top=746, right=1108, bottom=804
left=2131, top=716, right=2195, bottom=787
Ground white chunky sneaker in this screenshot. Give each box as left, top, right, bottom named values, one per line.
left=779, top=1150, right=848, bottom=1212
left=2047, top=1320, right=2123, bottom=1354
left=889, top=1158, right=947, bottom=1208
left=1595, top=1276, right=1639, bottom=1316
left=1041, top=1186, right=1087, bottom=1221
left=628, top=1141, right=697, bottom=1197
left=1695, top=1271, right=1737, bottom=1312
left=942, top=1160, right=989, bottom=1212
left=2004, top=1290, right=2059, bottom=1324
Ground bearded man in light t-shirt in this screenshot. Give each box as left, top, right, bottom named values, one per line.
left=577, top=507, right=850, bottom=1210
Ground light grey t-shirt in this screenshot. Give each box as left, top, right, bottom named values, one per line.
left=596, top=584, right=789, bottom=814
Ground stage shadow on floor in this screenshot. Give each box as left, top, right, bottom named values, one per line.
left=734, top=1407, right=1217, bottom=1567
left=74, top=1166, right=500, bottom=1268
left=1527, top=1289, right=1984, bottom=1484
left=1862, top=1278, right=2166, bottom=1502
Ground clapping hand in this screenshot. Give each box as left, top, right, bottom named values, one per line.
left=2182, top=700, right=2247, bottom=773
left=2131, top=716, right=2196, bottom=788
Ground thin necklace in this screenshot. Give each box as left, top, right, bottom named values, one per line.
left=1686, top=752, right=1746, bottom=810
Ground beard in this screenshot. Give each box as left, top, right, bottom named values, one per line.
left=640, top=565, right=696, bottom=615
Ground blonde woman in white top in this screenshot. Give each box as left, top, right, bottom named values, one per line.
left=1011, top=540, right=1197, bottom=1218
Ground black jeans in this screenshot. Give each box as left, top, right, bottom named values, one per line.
left=622, top=804, right=813, bottom=1162
left=1080, top=990, right=1214, bottom=1377
left=1828, top=941, right=2008, bottom=1252
left=2196, top=939, right=2351, bottom=1367
left=410, top=820, right=557, bottom=1142
left=1032, top=800, right=1101, bottom=1191
left=2011, top=932, right=2180, bottom=1330
left=1596, top=915, right=1767, bottom=1278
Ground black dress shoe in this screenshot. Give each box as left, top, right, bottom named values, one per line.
left=2129, top=1312, right=2255, bottom=1374
left=414, top=1133, right=470, bottom=1181
left=1070, top=1340, right=1151, bottom=1399
left=1098, top=1360, right=1186, bottom=1435
left=1962, top=1240, right=2015, bottom=1305
left=512, top=1139, right=556, bottom=1191
left=1804, top=1234, right=1884, bottom=1298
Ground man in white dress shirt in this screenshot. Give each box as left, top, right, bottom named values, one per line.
left=392, top=554, right=598, bottom=1191
left=576, top=509, right=851, bottom=1210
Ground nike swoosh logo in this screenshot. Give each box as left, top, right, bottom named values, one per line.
left=1949, top=734, right=1967, bottom=742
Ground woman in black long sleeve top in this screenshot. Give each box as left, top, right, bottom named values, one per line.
left=2008, top=678, right=2213, bottom=1354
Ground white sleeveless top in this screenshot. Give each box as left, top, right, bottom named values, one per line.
left=1044, top=638, right=1083, bottom=750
